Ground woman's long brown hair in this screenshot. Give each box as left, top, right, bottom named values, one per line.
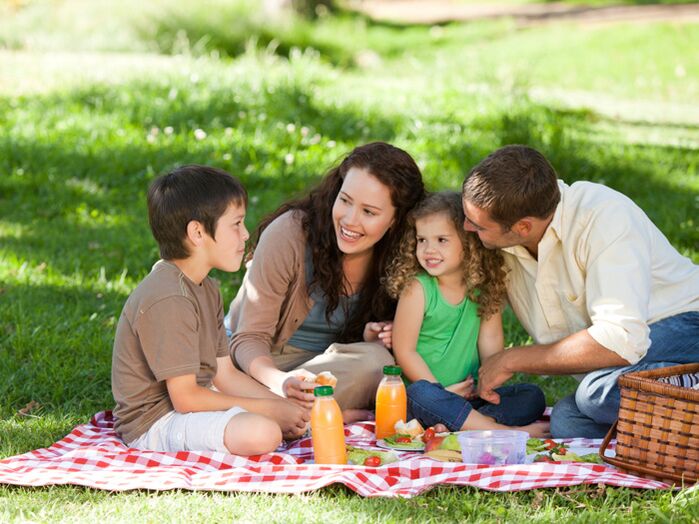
left=249, top=142, right=426, bottom=342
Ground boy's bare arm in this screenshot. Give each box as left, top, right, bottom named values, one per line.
left=213, top=355, right=281, bottom=400
left=166, top=374, right=309, bottom=439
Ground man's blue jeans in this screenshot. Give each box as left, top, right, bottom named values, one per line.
left=407, top=380, right=546, bottom=432
left=550, top=311, right=699, bottom=439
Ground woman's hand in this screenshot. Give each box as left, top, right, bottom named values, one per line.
left=363, top=321, right=393, bottom=349
left=281, top=370, right=317, bottom=410
left=446, top=375, right=476, bottom=399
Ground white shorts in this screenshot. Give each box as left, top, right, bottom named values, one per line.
left=129, top=406, right=246, bottom=453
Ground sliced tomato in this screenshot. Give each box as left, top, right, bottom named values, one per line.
left=395, top=436, right=413, bottom=444
left=363, top=456, right=381, bottom=467
left=543, top=439, right=558, bottom=450
left=422, top=428, right=436, bottom=443
left=534, top=454, right=553, bottom=463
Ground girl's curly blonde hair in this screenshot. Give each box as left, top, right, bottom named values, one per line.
left=383, top=191, right=507, bottom=319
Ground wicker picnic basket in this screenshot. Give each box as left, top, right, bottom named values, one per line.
left=599, top=363, right=699, bottom=485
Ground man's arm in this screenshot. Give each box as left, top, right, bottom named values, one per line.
left=477, top=329, right=629, bottom=404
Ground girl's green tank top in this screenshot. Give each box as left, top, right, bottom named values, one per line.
left=414, top=272, right=481, bottom=387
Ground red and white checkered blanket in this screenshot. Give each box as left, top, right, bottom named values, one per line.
left=0, top=411, right=668, bottom=497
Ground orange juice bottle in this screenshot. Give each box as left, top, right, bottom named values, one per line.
left=310, top=385, right=347, bottom=464
left=375, top=365, right=407, bottom=440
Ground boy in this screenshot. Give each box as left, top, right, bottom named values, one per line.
left=112, top=165, right=309, bottom=455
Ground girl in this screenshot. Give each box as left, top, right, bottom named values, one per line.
left=385, top=191, right=549, bottom=436
left=226, top=142, right=426, bottom=423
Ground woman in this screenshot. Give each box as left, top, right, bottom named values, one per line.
left=226, top=142, right=425, bottom=421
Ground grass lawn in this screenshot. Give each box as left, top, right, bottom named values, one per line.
left=1, top=0, right=698, bottom=521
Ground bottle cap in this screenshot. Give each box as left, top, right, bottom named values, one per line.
left=314, top=385, right=334, bottom=397
left=383, top=365, right=402, bottom=376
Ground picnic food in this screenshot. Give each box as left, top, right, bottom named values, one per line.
left=375, top=366, right=407, bottom=439
left=363, top=456, right=381, bottom=467
left=425, top=433, right=462, bottom=461
left=310, top=386, right=346, bottom=464
left=424, top=435, right=445, bottom=453
left=298, top=371, right=337, bottom=387
left=394, top=419, right=424, bottom=439
left=346, top=446, right=398, bottom=466
left=381, top=433, right=425, bottom=450
left=527, top=438, right=603, bottom=464
left=315, top=371, right=338, bottom=387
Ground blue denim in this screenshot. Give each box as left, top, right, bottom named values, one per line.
left=550, top=310, right=699, bottom=438
left=407, top=380, right=546, bottom=432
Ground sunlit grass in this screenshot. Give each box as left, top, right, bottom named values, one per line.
left=1, top=1, right=698, bottom=519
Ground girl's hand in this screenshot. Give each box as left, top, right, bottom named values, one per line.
left=281, top=370, right=316, bottom=410
left=363, top=321, right=393, bottom=349
left=446, top=375, right=475, bottom=399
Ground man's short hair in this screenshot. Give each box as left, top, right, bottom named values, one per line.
left=147, top=164, right=247, bottom=260
left=462, top=145, right=561, bottom=228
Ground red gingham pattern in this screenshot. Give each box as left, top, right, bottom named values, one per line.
left=0, top=411, right=668, bottom=497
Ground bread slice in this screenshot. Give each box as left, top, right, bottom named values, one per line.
left=394, top=418, right=424, bottom=438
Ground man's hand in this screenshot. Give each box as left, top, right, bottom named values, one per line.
left=446, top=376, right=476, bottom=399
left=364, top=321, right=393, bottom=349
left=477, top=351, right=515, bottom=405
left=281, top=371, right=316, bottom=410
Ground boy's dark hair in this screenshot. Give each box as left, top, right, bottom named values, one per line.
left=147, top=164, right=247, bottom=260
left=462, top=145, right=560, bottom=229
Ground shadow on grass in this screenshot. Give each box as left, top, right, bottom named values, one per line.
left=1, top=87, right=697, bottom=432
left=0, top=281, right=123, bottom=419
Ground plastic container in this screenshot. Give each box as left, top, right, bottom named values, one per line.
left=458, top=430, right=528, bottom=465
left=374, top=365, right=407, bottom=440
left=310, top=386, right=347, bottom=464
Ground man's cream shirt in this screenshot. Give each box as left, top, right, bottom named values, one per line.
left=502, top=181, right=699, bottom=365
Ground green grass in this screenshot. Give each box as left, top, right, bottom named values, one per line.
left=1, top=0, right=699, bottom=521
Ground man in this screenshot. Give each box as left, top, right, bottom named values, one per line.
left=462, top=145, right=699, bottom=438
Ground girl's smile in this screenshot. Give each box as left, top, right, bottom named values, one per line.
left=415, top=212, right=464, bottom=280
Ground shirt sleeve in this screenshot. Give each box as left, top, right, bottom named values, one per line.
left=215, top=290, right=229, bottom=359
left=228, top=213, right=305, bottom=372
left=582, top=203, right=652, bottom=364
left=134, top=296, right=201, bottom=381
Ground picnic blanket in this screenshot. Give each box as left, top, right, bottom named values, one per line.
left=0, top=411, right=669, bottom=497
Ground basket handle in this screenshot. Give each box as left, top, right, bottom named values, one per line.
left=598, top=420, right=618, bottom=465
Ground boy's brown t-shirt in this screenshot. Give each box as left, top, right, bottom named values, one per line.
left=111, top=260, right=229, bottom=444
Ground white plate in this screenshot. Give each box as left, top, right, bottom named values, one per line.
left=527, top=446, right=614, bottom=463
left=376, top=438, right=425, bottom=452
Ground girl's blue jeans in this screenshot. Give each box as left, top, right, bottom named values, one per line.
left=407, top=381, right=546, bottom=432
left=550, top=310, right=699, bottom=438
